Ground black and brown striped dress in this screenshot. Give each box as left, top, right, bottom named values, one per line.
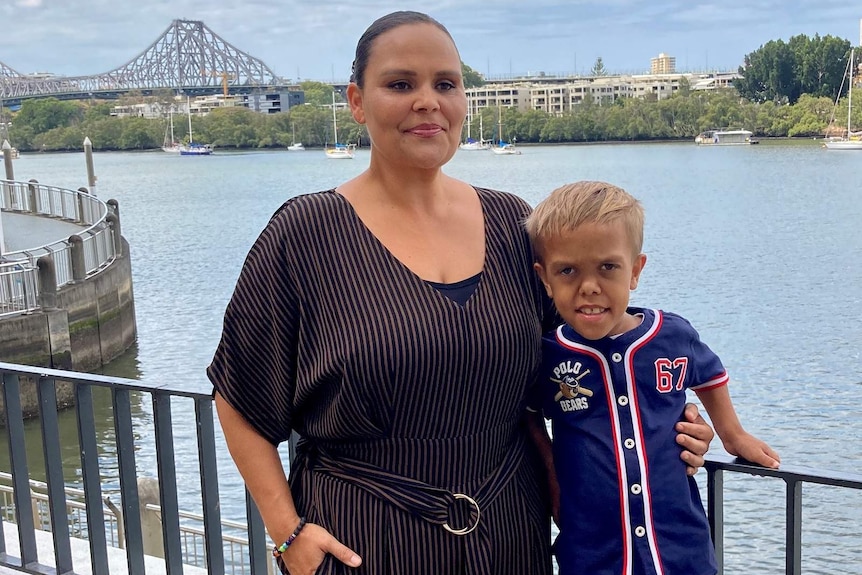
left=208, top=188, right=554, bottom=574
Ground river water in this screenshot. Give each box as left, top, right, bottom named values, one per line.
left=5, top=141, right=862, bottom=573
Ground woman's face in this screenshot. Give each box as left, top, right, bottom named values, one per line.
left=348, top=23, right=467, bottom=171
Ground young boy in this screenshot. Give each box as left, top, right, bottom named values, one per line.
left=524, top=181, right=780, bottom=575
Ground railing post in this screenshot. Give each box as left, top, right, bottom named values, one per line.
left=707, top=467, right=725, bottom=575
left=37, top=255, right=57, bottom=310
left=107, top=198, right=120, bottom=224
left=785, top=478, right=802, bottom=575
left=77, top=187, right=89, bottom=225
left=68, top=234, right=86, bottom=281
left=27, top=179, right=39, bottom=214
left=106, top=213, right=122, bottom=257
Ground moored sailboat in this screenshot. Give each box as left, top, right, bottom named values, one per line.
left=325, top=92, right=354, bottom=159
left=490, top=107, right=521, bottom=155
left=824, top=48, right=862, bottom=150
left=180, top=96, right=213, bottom=156
left=161, top=108, right=181, bottom=153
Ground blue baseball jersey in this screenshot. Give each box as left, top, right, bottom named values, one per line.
left=529, top=308, right=726, bottom=575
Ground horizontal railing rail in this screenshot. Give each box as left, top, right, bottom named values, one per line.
left=0, top=360, right=859, bottom=575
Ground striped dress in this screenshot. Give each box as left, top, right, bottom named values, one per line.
left=208, top=188, right=554, bottom=574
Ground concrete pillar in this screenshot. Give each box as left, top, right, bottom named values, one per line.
left=1, top=140, right=10, bottom=255
left=106, top=213, right=122, bottom=257
left=137, top=477, right=165, bottom=558
left=83, top=137, right=97, bottom=197
left=2, top=139, right=13, bottom=180
left=37, top=256, right=57, bottom=310
left=68, top=234, right=86, bottom=281
left=107, top=200, right=122, bottom=256
left=28, top=179, right=39, bottom=214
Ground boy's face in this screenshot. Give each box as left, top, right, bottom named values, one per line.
left=534, top=219, right=647, bottom=340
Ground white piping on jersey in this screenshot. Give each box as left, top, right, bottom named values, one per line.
left=554, top=309, right=666, bottom=575
left=690, top=370, right=729, bottom=392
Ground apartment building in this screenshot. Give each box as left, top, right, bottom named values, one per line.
left=650, top=53, right=676, bottom=74
left=476, top=71, right=740, bottom=116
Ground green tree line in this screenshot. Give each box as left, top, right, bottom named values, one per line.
left=3, top=34, right=860, bottom=152
left=6, top=87, right=856, bottom=152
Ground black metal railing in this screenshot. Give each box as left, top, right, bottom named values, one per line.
left=0, top=360, right=860, bottom=575
left=0, top=361, right=268, bottom=575
left=704, top=454, right=862, bottom=575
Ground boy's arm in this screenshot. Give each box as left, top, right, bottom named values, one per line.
left=695, top=385, right=781, bottom=468
left=525, top=410, right=561, bottom=526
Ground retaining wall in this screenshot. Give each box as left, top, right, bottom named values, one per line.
left=0, top=238, right=136, bottom=419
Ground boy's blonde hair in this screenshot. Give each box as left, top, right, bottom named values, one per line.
left=525, top=181, right=644, bottom=259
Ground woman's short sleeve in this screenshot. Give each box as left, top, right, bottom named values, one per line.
left=207, top=202, right=303, bottom=446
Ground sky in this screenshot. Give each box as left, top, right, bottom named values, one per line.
left=1, top=0, right=861, bottom=82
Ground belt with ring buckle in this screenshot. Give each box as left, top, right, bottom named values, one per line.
left=442, top=493, right=481, bottom=535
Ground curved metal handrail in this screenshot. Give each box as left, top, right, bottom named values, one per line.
left=0, top=179, right=117, bottom=316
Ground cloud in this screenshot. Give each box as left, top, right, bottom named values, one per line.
left=16, top=0, right=42, bottom=6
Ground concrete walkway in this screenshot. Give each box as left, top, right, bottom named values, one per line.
left=1, top=211, right=85, bottom=253
left=0, top=522, right=208, bottom=575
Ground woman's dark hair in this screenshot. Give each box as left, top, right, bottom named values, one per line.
left=350, top=11, right=456, bottom=87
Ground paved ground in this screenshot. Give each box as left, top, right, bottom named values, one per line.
left=1, top=212, right=85, bottom=253
left=0, top=523, right=208, bottom=575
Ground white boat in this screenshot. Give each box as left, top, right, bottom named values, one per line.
left=180, top=142, right=213, bottom=156
left=180, top=96, right=213, bottom=156
left=490, top=107, right=521, bottom=155
left=824, top=49, right=862, bottom=150
left=288, top=124, right=305, bottom=151
left=491, top=142, right=521, bottom=155
left=161, top=108, right=181, bottom=153
left=694, top=128, right=755, bottom=145
left=460, top=110, right=490, bottom=150
left=325, top=92, right=354, bottom=159
left=459, top=138, right=490, bottom=151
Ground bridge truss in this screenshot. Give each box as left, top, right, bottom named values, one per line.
left=0, top=19, right=287, bottom=102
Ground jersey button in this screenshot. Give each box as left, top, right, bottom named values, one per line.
left=617, top=395, right=629, bottom=406
left=611, top=352, right=623, bottom=363
left=624, top=438, right=635, bottom=449
left=634, top=526, right=646, bottom=537
left=630, top=483, right=642, bottom=495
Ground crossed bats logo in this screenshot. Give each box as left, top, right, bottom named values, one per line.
left=552, top=370, right=594, bottom=402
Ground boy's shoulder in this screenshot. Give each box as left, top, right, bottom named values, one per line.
left=655, top=309, right=700, bottom=337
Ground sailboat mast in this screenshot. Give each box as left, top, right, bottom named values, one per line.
left=849, top=49, right=855, bottom=138
left=332, top=91, right=339, bottom=144
left=187, top=96, right=194, bottom=144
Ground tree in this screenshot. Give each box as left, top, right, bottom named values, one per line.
left=591, top=57, right=607, bottom=77
left=461, top=62, right=484, bottom=88
left=15, top=98, right=84, bottom=133
left=736, top=34, right=851, bottom=104
left=299, top=81, right=335, bottom=106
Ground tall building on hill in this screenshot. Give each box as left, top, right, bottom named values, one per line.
left=650, top=53, right=676, bottom=74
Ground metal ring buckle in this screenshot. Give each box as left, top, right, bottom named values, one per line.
left=442, top=493, right=481, bottom=535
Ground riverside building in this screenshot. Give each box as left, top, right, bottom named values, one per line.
left=468, top=69, right=740, bottom=116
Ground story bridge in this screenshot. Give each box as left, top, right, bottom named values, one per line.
left=0, top=19, right=289, bottom=105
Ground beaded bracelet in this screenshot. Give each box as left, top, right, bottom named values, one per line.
left=272, top=517, right=307, bottom=558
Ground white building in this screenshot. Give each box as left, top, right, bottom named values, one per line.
left=473, top=71, right=741, bottom=116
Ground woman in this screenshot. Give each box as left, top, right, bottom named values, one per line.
left=208, top=11, right=714, bottom=575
